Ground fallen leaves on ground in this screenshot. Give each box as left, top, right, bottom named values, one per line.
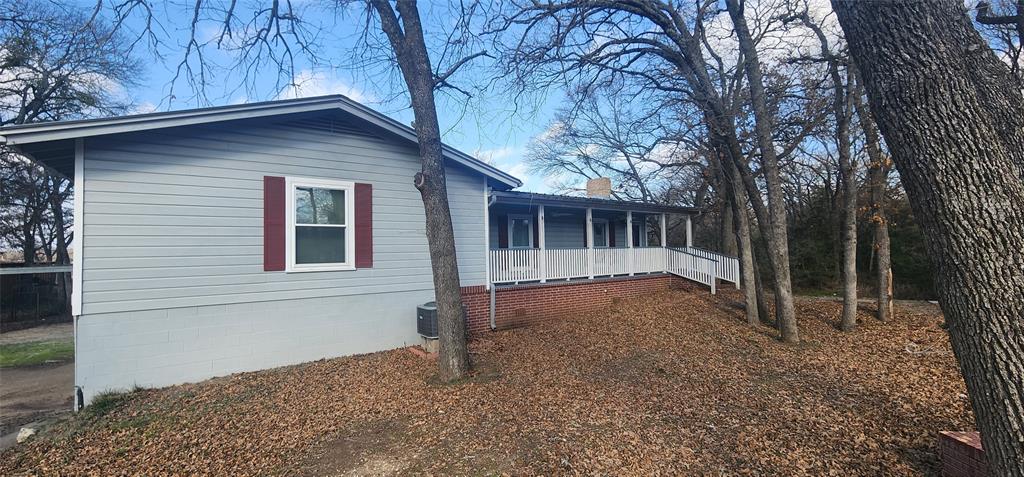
left=0, top=287, right=972, bottom=476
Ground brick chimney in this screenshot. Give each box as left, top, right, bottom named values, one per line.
left=586, top=177, right=612, bottom=198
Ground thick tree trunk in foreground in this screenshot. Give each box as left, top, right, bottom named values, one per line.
left=371, top=0, right=471, bottom=382
left=832, top=1, right=1024, bottom=473
left=853, top=82, right=894, bottom=321
left=725, top=0, right=799, bottom=342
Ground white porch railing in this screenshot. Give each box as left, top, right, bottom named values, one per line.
left=665, top=248, right=717, bottom=294
left=682, top=247, right=740, bottom=288
left=488, top=246, right=738, bottom=293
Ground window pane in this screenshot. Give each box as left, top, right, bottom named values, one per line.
left=511, top=217, right=531, bottom=247
left=295, top=187, right=346, bottom=225
left=295, top=226, right=346, bottom=264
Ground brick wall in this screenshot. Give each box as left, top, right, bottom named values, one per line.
left=939, top=431, right=987, bottom=477
left=461, top=274, right=690, bottom=335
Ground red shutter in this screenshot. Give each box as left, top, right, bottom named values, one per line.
left=354, top=183, right=373, bottom=268
left=609, top=221, right=616, bottom=247
left=263, top=176, right=286, bottom=271
left=497, top=214, right=508, bottom=249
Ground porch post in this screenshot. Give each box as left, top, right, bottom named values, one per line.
left=660, top=213, right=667, bottom=273
left=660, top=213, right=667, bottom=247
left=626, top=211, right=634, bottom=276
left=586, top=207, right=594, bottom=279
left=538, top=205, right=546, bottom=283
left=686, top=214, right=692, bottom=248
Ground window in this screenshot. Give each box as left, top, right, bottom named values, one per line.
left=286, top=177, right=355, bottom=272
left=507, top=214, right=533, bottom=248
left=593, top=218, right=609, bottom=247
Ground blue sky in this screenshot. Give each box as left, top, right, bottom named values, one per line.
left=97, top=0, right=559, bottom=192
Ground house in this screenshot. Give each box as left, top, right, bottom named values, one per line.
left=0, top=95, right=738, bottom=405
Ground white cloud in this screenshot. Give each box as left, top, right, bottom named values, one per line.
left=133, top=101, right=158, bottom=114
left=277, top=70, right=374, bottom=103
left=473, top=146, right=518, bottom=164
left=506, top=161, right=530, bottom=179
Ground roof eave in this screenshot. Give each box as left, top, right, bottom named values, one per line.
left=491, top=191, right=701, bottom=215
left=0, top=95, right=522, bottom=189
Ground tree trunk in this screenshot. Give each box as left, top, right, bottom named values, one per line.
left=837, top=77, right=858, bottom=332
left=720, top=194, right=737, bottom=256
left=797, top=6, right=860, bottom=330
left=22, top=222, right=36, bottom=265
left=717, top=168, right=738, bottom=256
left=853, top=76, right=894, bottom=322
left=832, top=1, right=1024, bottom=473
left=371, top=0, right=471, bottom=382
left=729, top=164, right=759, bottom=326
left=725, top=0, right=799, bottom=343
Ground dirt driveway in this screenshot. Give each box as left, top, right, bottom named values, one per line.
left=0, top=289, right=971, bottom=475
left=0, top=323, right=74, bottom=438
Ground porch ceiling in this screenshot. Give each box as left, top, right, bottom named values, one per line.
left=490, top=190, right=701, bottom=215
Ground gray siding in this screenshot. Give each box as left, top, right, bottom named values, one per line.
left=486, top=211, right=627, bottom=248
left=545, top=215, right=585, bottom=248
left=80, top=117, right=486, bottom=315
left=75, top=115, right=488, bottom=401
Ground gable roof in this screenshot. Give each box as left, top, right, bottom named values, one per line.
left=0, top=95, right=521, bottom=189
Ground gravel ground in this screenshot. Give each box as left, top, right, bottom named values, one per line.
left=0, top=286, right=971, bottom=476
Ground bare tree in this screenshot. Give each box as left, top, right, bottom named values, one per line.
left=783, top=6, right=858, bottom=330
left=526, top=86, right=705, bottom=204
left=498, top=0, right=806, bottom=341
left=975, top=0, right=1024, bottom=87
left=364, top=0, right=480, bottom=381
left=1, top=1, right=140, bottom=316
left=92, top=0, right=500, bottom=381
left=0, top=0, right=140, bottom=124
left=852, top=75, right=893, bottom=322
left=831, top=0, right=1024, bottom=473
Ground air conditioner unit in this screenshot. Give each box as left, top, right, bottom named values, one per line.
left=417, top=302, right=438, bottom=339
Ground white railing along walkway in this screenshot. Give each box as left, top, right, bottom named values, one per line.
left=488, top=246, right=739, bottom=294
left=665, top=248, right=717, bottom=294
left=682, top=247, right=740, bottom=288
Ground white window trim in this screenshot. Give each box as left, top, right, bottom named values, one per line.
left=507, top=213, right=534, bottom=249
left=285, top=176, right=356, bottom=272
left=593, top=218, right=610, bottom=248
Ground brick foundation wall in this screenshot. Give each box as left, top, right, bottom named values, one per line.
left=461, top=274, right=689, bottom=335
left=939, top=431, right=987, bottom=477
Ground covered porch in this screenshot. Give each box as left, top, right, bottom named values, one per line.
left=485, top=191, right=739, bottom=293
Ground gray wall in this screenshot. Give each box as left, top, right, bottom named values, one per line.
left=545, top=214, right=586, bottom=248
left=486, top=208, right=633, bottom=249
left=75, top=113, right=488, bottom=402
